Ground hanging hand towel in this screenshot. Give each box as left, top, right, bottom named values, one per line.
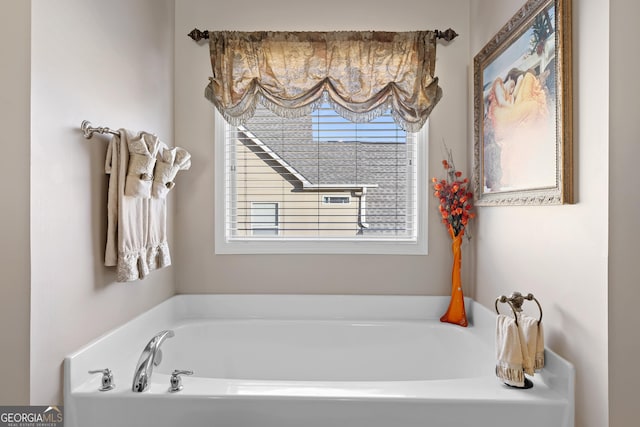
left=495, top=314, right=526, bottom=387
left=104, top=135, right=120, bottom=266
left=516, top=313, right=536, bottom=376
left=124, top=132, right=162, bottom=198
left=105, top=130, right=171, bottom=282
left=535, top=319, right=545, bottom=370
left=152, top=146, right=192, bottom=198
left=517, top=313, right=545, bottom=375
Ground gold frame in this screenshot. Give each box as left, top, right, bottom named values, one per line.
left=473, top=0, right=573, bottom=206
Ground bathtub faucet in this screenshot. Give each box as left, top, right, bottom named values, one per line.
left=131, top=330, right=175, bottom=392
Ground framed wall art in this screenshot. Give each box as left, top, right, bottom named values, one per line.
left=473, top=0, right=573, bottom=205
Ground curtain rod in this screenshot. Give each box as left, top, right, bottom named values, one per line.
left=187, top=28, right=458, bottom=42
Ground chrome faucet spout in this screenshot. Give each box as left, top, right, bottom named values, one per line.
left=131, top=330, right=175, bottom=392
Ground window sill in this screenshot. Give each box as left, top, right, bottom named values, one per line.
left=214, top=237, right=428, bottom=255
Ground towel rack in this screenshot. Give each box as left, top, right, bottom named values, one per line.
left=495, top=292, right=543, bottom=326
left=81, top=120, right=119, bottom=139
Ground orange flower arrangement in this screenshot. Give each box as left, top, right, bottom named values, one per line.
left=432, top=150, right=475, bottom=237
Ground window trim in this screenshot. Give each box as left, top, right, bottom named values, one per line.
left=214, top=110, right=429, bottom=255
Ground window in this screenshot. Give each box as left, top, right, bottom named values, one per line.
left=250, top=202, right=279, bottom=236
left=215, top=104, right=428, bottom=254
left=322, top=196, right=351, bottom=205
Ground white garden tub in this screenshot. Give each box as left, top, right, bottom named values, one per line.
left=64, top=295, right=574, bottom=427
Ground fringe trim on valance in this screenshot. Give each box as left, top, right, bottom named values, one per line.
left=205, top=81, right=440, bottom=133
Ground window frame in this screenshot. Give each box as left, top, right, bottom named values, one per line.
left=214, top=110, right=429, bottom=255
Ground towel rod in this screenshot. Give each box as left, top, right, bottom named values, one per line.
left=81, top=120, right=119, bottom=139
left=495, top=291, right=543, bottom=326
left=187, top=28, right=459, bottom=42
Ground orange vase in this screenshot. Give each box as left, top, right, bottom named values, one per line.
left=440, top=229, right=468, bottom=327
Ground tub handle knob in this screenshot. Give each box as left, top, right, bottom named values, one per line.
left=169, top=369, right=193, bottom=392
left=88, top=369, right=115, bottom=391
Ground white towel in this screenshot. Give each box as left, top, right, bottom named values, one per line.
left=495, top=314, right=526, bottom=387
left=104, top=133, right=121, bottom=266
left=152, top=146, right=192, bottom=198
left=517, top=313, right=545, bottom=374
left=535, top=321, right=544, bottom=371
left=124, top=132, right=162, bottom=198
left=105, top=130, right=171, bottom=282
left=517, top=313, right=536, bottom=375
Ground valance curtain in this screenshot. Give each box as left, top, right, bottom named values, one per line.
left=205, top=31, right=442, bottom=132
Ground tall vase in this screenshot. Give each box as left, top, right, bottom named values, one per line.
left=440, top=229, right=468, bottom=327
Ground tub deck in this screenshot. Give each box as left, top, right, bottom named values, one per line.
left=65, top=295, right=574, bottom=427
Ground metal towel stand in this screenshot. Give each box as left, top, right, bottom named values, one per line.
left=495, top=292, right=543, bottom=327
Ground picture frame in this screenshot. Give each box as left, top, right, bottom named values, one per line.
left=473, top=0, right=573, bottom=205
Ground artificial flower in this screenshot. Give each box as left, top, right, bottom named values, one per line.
left=432, top=148, right=475, bottom=237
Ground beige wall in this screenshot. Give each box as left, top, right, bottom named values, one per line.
left=470, top=1, right=609, bottom=427
left=0, top=0, right=31, bottom=406
left=609, top=1, right=640, bottom=426
left=174, top=0, right=472, bottom=295
left=29, top=0, right=175, bottom=404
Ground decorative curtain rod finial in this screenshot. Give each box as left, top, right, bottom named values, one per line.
left=188, top=28, right=209, bottom=42
left=435, top=28, right=458, bottom=42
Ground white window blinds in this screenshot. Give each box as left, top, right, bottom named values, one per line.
left=220, top=103, right=424, bottom=246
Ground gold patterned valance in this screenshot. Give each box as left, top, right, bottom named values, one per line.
left=205, top=31, right=442, bottom=132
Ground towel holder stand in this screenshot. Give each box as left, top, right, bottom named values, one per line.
left=494, top=291, right=543, bottom=327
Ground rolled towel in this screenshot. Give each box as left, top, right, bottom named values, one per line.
left=152, top=146, right=191, bottom=198
left=516, top=312, right=545, bottom=374
left=124, top=132, right=162, bottom=198
left=495, top=314, right=526, bottom=387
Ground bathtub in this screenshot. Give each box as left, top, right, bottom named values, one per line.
left=64, top=295, right=574, bottom=427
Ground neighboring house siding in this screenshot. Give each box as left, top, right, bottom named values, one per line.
left=234, top=141, right=359, bottom=237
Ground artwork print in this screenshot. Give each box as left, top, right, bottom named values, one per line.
left=473, top=0, right=572, bottom=205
